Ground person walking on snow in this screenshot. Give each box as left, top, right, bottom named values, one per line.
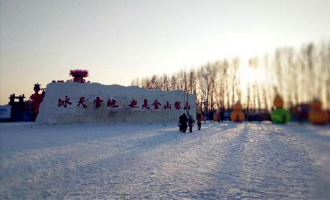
left=219, top=109, right=224, bottom=123
left=197, top=114, right=202, bottom=130
left=188, top=114, right=194, bottom=132
left=179, top=113, right=188, bottom=133
left=209, top=110, right=214, bottom=123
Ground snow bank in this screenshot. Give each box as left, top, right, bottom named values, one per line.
left=36, top=82, right=196, bottom=124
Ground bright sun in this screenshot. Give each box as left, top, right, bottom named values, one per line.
left=239, top=65, right=267, bottom=87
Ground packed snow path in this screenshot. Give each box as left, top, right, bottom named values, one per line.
left=1, top=122, right=330, bottom=199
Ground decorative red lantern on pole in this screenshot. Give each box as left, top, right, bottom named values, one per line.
left=69, top=70, right=89, bottom=83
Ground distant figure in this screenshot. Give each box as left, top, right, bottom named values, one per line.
left=188, top=114, right=194, bottom=132
left=209, top=111, right=214, bottom=123
left=179, top=113, right=188, bottom=133
left=220, top=110, right=224, bottom=123
left=197, top=114, right=202, bottom=130
left=203, top=111, right=208, bottom=123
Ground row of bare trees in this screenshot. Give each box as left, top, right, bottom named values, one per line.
left=132, top=40, right=330, bottom=112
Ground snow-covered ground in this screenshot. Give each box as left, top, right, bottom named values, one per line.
left=1, top=122, right=330, bottom=199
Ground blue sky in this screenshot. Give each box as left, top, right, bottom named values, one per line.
left=1, top=0, right=329, bottom=105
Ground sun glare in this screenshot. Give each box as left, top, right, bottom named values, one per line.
left=239, top=65, right=267, bottom=87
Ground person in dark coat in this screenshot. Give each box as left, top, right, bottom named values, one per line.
left=220, top=109, right=224, bottom=123
left=209, top=111, right=214, bottom=123
left=179, top=113, right=188, bottom=132
left=188, top=114, right=194, bottom=132
left=197, top=114, right=202, bottom=130
left=179, top=114, right=183, bottom=132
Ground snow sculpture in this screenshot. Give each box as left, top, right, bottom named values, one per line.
left=271, top=95, right=291, bottom=124
left=36, top=83, right=196, bottom=124
left=230, top=101, right=245, bottom=122
left=309, top=99, right=329, bottom=125
left=30, top=83, right=45, bottom=120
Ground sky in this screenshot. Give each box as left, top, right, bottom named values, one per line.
left=1, top=0, right=329, bottom=105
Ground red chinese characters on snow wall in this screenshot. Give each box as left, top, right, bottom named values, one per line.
left=94, top=97, right=103, bottom=108
left=57, top=96, right=188, bottom=110
left=58, top=96, right=72, bottom=107
left=77, top=97, right=87, bottom=108
left=152, top=99, right=161, bottom=109
left=142, top=99, right=150, bottom=109
left=129, top=99, right=139, bottom=108
left=174, top=101, right=181, bottom=110
left=164, top=101, right=171, bottom=109
left=36, top=81, right=197, bottom=125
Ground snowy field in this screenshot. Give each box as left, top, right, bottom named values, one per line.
left=1, top=122, right=330, bottom=199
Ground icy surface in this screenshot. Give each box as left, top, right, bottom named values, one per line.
left=1, top=122, right=330, bottom=199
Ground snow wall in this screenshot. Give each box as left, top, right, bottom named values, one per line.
left=36, top=82, right=196, bottom=124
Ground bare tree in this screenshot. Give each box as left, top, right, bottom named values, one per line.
left=132, top=38, right=329, bottom=111
left=246, top=84, right=251, bottom=112
left=162, top=74, right=170, bottom=91
left=170, top=75, right=177, bottom=91
left=256, top=84, right=261, bottom=112
left=327, top=40, right=330, bottom=109
left=150, top=75, right=157, bottom=89
left=231, top=58, right=239, bottom=106
left=196, top=68, right=206, bottom=110
left=262, top=86, right=268, bottom=111
left=220, top=60, right=228, bottom=110
left=274, top=49, right=284, bottom=97
left=189, top=69, right=197, bottom=94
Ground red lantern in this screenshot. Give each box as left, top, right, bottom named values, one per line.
left=69, top=70, right=89, bottom=83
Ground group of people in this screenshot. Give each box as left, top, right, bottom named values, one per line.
left=178, top=113, right=195, bottom=133
left=178, top=110, right=226, bottom=133
left=203, top=110, right=225, bottom=123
